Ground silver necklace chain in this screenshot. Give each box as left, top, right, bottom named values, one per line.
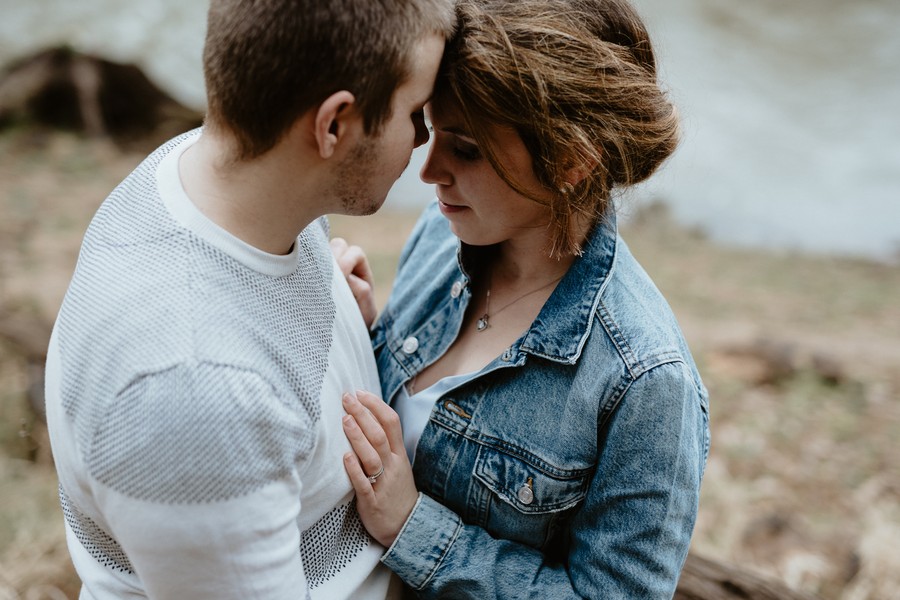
left=476, top=274, right=564, bottom=332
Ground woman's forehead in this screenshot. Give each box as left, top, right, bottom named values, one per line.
left=426, top=94, right=464, bottom=125
left=427, top=96, right=519, bottom=143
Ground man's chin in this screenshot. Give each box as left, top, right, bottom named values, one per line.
left=339, top=196, right=386, bottom=217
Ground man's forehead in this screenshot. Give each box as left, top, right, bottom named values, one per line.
left=402, top=34, right=445, bottom=95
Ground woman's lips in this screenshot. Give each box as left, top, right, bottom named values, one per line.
left=438, top=199, right=468, bottom=214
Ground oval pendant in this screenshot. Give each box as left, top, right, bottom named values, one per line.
left=476, top=315, right=489, bottom=331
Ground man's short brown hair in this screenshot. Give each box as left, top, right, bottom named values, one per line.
left=203, top=0, right=455, bottom=161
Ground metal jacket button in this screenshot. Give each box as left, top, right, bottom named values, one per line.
left=517, top=483, right=534, bottom=505
left=451, top=281, right=464, bottom=298
left=402, top=336, right=419, bottom=354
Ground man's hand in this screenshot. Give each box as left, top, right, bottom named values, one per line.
left=330, top=237, right=377, bottom=328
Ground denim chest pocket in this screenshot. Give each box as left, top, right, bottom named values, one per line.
left=472, top=444, right=590, bottom=553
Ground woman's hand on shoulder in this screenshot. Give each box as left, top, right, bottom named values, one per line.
left=341, top=390, right=418, bottom=547
left=330, top=237, right=377, bottom=328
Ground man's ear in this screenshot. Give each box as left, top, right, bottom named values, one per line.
left=314, top=91, right=358, bottom=160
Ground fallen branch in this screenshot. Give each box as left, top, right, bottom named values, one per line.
left=676, top=552, right=821, bottom=600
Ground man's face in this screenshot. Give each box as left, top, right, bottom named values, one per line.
left=335, top=33, right=445, bottom=216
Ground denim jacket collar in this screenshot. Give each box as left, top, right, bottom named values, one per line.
left=458, top=213, right=619, bottom=366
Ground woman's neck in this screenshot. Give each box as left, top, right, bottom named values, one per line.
left=488, top=248, right=573, bottom=291
left=490, top=209, right=592, bottom=281
left=489, top=223, right=588, bottom=286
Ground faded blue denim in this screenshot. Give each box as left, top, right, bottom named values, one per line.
left=372, top=201, right=710, bottom=599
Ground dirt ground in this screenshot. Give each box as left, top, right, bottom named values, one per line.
left=1, top=129, right=898, bottom=599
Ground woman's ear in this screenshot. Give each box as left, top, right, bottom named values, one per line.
left=562, top=151, right=600, bottom=188
left=314, top=91, right=358, bottom=159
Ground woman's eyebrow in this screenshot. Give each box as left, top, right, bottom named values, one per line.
left=438, top=125, right=477, bottom=142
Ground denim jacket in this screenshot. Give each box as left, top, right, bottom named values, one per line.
left=372, top=201, right=710, bottom=599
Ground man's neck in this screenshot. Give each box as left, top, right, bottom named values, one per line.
left=178, top=132, right=329, bottom=255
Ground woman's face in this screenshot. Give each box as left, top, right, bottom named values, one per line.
left=420, top=97, right=553, bottom=249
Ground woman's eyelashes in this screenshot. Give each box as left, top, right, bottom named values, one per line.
left=433, top=129, right=483, bottom=162
left=452, top=138, right=482, bottom=161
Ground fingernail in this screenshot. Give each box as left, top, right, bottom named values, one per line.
left=342, top=393, right=354, bottom=405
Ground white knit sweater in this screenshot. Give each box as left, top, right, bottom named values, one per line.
left=45, top=130, right=396, bottom=599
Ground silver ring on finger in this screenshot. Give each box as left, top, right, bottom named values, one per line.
left=366, top=464, right=385, bottom=484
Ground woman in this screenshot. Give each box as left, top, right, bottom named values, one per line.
left=335, top=0, right=709, bottom=597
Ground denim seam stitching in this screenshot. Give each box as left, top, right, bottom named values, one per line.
left=428, top=417, right=592, bottom=479
left=382, top=492, right=423, bottom=561
left=414, top=513, right=463, bottom=591
left=602, top=358, right=688, bottom=419
left=518, top=225, right=616, bottom=363
left=473, top=470, right=588, bottom=514
left=596, top=300, right=639, bottom=377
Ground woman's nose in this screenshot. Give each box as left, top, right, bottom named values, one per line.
left=420, top=142, right=451, bottom=186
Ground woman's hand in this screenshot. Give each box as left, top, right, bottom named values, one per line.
left=342, top=390, right=418, bottom=547
left=330, top=237, right=377, bottom=328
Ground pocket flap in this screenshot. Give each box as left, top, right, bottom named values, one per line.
left=473, top=445, right=589, bottom=514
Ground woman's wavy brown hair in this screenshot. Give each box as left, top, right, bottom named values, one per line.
left=437, top=0, right=680, bottom=257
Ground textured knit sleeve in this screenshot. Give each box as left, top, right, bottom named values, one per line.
left=84, top=362, right=315, bottom=599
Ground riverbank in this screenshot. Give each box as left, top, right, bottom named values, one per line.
left=4, top=0, right=899, bottom=261
left=1, top=130, right=897, bottom=598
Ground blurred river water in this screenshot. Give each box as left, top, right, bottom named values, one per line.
left=1, top=0, right=898, bottom=262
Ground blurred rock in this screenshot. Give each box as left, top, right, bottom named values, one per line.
left=707, top=339, right=801, bottom=386
left=809, top=352, right=846, bottom=386
left=709, top=338, right=851, bottom=387
left=0, top=46, right=202, bottom=149
left=0, top=306, right=52, bottom=422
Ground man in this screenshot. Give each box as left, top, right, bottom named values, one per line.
left=44, top=1, right=453, bottom=598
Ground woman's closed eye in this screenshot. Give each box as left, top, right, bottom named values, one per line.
left=452, top=138, right=482, bottom=161
left=433, top=128, right=483, bottom=162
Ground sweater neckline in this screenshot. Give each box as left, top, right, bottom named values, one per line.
left=156, top=130, right=301, bottom=278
